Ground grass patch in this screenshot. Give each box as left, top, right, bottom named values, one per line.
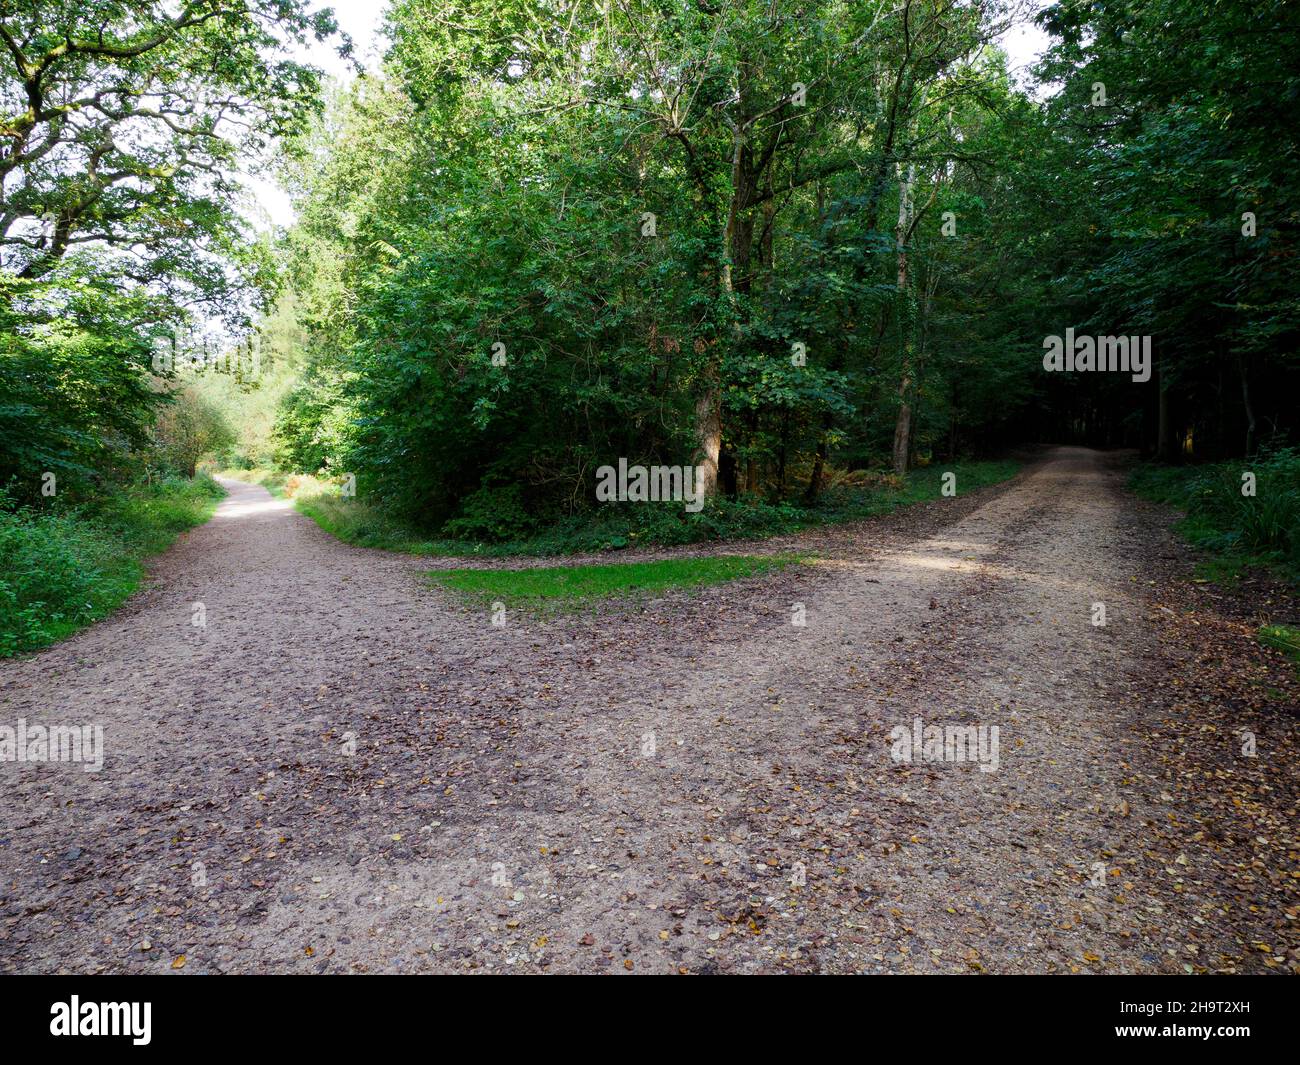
left=1259, top=624, right=1300, bottom=673
left=1130, top=448, right=1300, bottom=586
left=427, top=554, right=800, bottom=609
left=223, top=459, right=1020, bottom=559
left=0, top=475, right=225, bottom=657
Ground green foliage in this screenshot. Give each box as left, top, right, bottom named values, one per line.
left=0, top=270, right=171, bottom=498
left=0, top=0, right=337, bottom=296
left=195, top=291, right=314, bottom=469
left=1259, top=625, right=1300, bottom=673
left=442, top=483, right=538, bottom=542
left=0, top=476, right=225, bottom=656
left=1131, top=449, right=1300, bottom=583
left=427, top=555, right=800, bottom=610
left=1035, top=0, right=1300, bottom=456
left=151, top=387, right=236, bottom=478
left=266, top=1, right=1030, bottom=529
left=1, top=0, right=343, bottom=519
left=237, top=458, right=1018, bottom=557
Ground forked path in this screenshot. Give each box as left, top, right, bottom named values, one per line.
left=1, top=449, right=1293, bottom=973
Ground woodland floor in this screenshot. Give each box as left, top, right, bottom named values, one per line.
left=1, top=446, right=1296, bottom=974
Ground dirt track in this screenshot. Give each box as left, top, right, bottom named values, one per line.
left=2, top=447, right=1296, bottom=973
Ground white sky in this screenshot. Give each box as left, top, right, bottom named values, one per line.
left=240, top=0, right=389, bottom=228
left=1001, top=6, right=1052, bottom=87
left=316, top=0, right=390, bottom=80
left=241, top=1, right=1052, bottom=230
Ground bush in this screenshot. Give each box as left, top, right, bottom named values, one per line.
left=1131, top=448, right=1300, bottom=581
left=151, top=386, right=236, bottom=478
left=0, top=476, right=224, bottom=656
left=0, top=502, right=110, bottom=654
left=442, top=483, right=539, bottom=542
left=240, top=458, right=1019, bottom=558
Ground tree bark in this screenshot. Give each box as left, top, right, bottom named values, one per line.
left=695, top=376, right=722, bottom=499
left=1156, top=359, right=1171, bottom=461
left=700, top=111, right=755, bottom=501
left=1238, top=354, right=1257, bottom=457
left=891, top=163, right=915, bottom=475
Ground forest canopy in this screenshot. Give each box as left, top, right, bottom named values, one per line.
left=2, top=0, right=1297, bottom=536
left=0, top=0, right=338, bottom=494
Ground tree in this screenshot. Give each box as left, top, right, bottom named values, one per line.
left=152, top=382, right=234, bottom=476
left=0, top=0, right=340, bottom=297
left=1033, top=0, right=1300, bottom=458
left=0, top=1, right=341, bottom=500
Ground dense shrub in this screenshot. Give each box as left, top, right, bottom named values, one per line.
left=0, top=477, right=224, bottom=656
left=1131, top=448, right=1300, bottom=581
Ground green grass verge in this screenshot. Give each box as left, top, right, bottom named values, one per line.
left=427, top=554, right=800, bottom=610
left=0, top=475, right=226, bottom=657
left=218, top=459, right=1020, bottom=559
left=1130, top=450, right=1299, bottom=586
left=1259, top=624, right=1300, bottom=674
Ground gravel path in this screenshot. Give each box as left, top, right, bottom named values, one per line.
left=1, top=448, right=1295, bottom=973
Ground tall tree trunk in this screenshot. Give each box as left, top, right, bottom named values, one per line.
left=905, top=262, right=938, bottom=463
left=804, top=438, right=828, bottom=504
left=806, top=63, right=911, bottom=502
left=891, top=163, right=915, bottom=475
left=892, top=401, right=913, bottom=474
left=1156, top=359, right=1171, bottom=461
left=804, top=184, right=833, bottom=505
left=1238, top=353, right=1257, bottom=457
left=702, top=112, right=756, bottom=501
left=776, top=408, right=791, bottom=498
left=695, top=376, right=722, bottom=497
